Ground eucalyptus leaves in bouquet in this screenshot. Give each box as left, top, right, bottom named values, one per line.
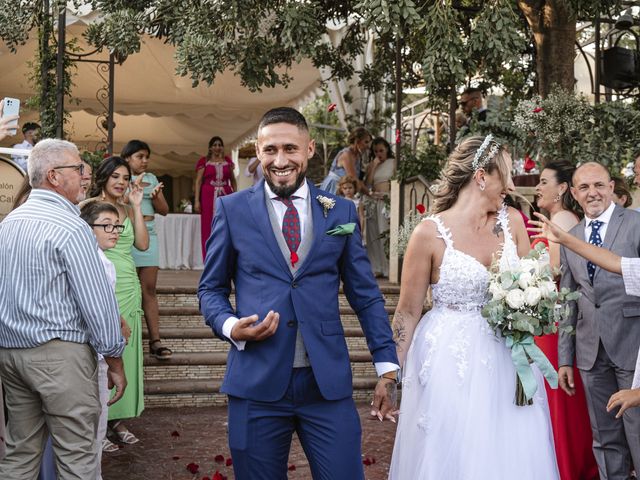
left=482, top=242, right=580, bottom=406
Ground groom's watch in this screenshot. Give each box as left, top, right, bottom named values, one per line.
left=381, top=371, right=399, bottom=383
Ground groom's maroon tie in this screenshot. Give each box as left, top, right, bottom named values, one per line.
left=277, top=197, right=301, bottom=267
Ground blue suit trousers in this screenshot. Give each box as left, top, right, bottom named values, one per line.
left=227, top=367, right=365, bottom=480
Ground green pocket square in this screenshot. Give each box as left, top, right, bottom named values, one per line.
left=326, top=223, right=356, bottom=236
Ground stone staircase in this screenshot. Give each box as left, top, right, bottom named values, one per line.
left=141, top=285, right=401, bottom=408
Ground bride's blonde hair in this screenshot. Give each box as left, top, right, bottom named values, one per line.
left=433, top=135, right=511, bottom=214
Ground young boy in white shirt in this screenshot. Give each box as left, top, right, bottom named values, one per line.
left=80, top=202, right=131, bottom=476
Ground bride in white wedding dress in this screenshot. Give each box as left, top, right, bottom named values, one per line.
left=389, top=135, right=559, bottom=480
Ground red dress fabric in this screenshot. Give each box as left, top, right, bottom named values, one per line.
left=196, top=156, right=235, bottom=257
left=532, top=238, right=599, bottom=480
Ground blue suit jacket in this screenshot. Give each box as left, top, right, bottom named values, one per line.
left=198, top=180, right=398, bottom=402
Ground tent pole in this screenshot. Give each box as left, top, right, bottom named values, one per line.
left=55, top=5, right=66, bottom=139
left=40, top=0, right=51, bottom=129
left=108, top=53, right=115, bottom=155
left=394, top=34, right=402, bottom=171
left=448, top=86, right=457, bottom=151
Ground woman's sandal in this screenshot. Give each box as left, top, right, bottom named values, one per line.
left=102, top=438, right=120, bottom=452
left=149, top=339, right=172, bottom=360
left=116, top=430, right=139, bottom=445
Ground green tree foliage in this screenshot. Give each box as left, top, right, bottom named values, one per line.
left=0, top=1, right=628, bottom=138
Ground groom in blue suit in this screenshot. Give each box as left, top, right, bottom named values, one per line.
left=198, top=107, right=399, bottom=480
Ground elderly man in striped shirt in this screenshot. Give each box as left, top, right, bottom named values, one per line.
left=0, top=139, right=126, bottom=479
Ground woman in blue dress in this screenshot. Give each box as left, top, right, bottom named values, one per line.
left=122, top=140, right=172, bottom=360
left=320, top=127, right=371, bottom=194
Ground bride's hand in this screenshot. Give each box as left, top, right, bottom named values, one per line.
left=370, top=378, right=398, bottom=423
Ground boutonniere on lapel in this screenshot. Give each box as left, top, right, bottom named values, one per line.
left=316, top=195, right=335, bottom=218
left=326, top=223, right=356, bottom=236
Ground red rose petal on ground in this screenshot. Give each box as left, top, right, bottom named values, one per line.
left=327, top=103, right=337, bottom=112
left=202, top=477, right=211, bottom=480
left=416, top=204, right=426, bottom=214
left=171, top=430, right=180, bottom=437
left=288, top=464, right=296, bottom=471
left=172, top=455, right=180, bottom=461
left=225, top=457, right=233, bottom=466
left=363, top=458, right=372, bottom=466
left=212, top=472, right=226, bottom=480
left=371, top=457, right=376, bottom=464
left=186, top=462, right=200, bottom=474
left=214, top=454, right=225, bottom=464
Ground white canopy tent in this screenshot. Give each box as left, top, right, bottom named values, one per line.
left=0, top=8, right=328, bottom=177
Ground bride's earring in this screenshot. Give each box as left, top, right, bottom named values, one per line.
left=479, top=182, right=486, bottom=191
left=101, top=190, right=106, bottom=200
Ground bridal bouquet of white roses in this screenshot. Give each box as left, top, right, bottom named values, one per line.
left=481, top=242, right=580, bottom=406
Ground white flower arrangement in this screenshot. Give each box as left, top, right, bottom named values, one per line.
left=179, top=198, right=192, bottom=213
left=395, top=205, right=428, bottom=257
left=316, top=195, right=336, bottom=218
left=513, top=89, right=591, bottom=147
left=481, top=242, right=580, bottom=406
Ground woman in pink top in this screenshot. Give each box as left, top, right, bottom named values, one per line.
left=194, top=136, right=237, bottom=257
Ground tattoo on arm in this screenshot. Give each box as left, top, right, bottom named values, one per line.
left=392, top=312, right=407, bottom=351
left=385, top=380, right=398, bottom=407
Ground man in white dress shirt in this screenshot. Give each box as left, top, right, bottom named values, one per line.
left=11, top=122, right=40, bottom=172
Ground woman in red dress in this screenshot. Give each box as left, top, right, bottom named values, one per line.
left=533, top=160, right=599, bottom=480
left=194, top=136, right=237, bottom=257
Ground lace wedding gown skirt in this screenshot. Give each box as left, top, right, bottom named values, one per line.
left=389, top=210, right=559, bottom=480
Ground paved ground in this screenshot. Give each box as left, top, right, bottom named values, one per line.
left=103, top=402, right=397, bottom=480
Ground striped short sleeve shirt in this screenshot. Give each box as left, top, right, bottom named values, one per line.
left=0, top=189, right=125, bottom=357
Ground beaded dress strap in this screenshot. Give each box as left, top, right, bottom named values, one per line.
left=496, top=205, right=513, bottom=246
left=423, top=215, right=453, bottom=249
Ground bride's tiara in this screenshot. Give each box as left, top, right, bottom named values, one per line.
left=471, top=134, right=500, bottom=172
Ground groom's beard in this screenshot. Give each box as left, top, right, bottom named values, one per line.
left=265, top=170, right=307, bottom=198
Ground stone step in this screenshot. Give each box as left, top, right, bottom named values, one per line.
left=144, top=376, right=378, bottom=396
left=153, top=314, right=393, bottom=330
left=156, top=285, right=401, bottom=295
left=143, top=350, right=373, bottom=366
left=144, top=359, right=376, bottom=382
left=143, top=362, right=377, bottom=383
left=156, top=292, right=401, bottom=308
left=144, top=390, right=376, bottom=408
left=143, top=326, right=369, bottom=340
left=141, top=336, right=373, bottom=355
left=156, top=305, right=398, bottom=316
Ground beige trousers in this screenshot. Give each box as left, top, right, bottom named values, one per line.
left=0, top=340, right=100, bottom=480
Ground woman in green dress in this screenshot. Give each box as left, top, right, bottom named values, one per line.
left=85, top=156, right=149, bottom=450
